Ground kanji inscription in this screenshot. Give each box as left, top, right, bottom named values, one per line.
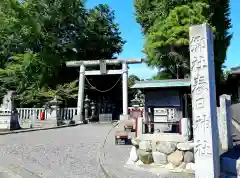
left=195, top=97, right=205, bottom=109
left=193, top=114, right=211, bottom=134
left=191, top=55, right=207, bottom=73
left=192, top=74, right=207, bottom=93
left=189, top=36, right=205, bottom=53
left=195, top=139, right=213, bottom=156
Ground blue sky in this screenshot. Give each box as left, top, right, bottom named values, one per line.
left=86, top=0, right=240, bottom=79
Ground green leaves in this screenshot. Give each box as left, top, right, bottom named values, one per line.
left=0, top=0, right=124, bottom=106
left=135, top=0, right=232, bottom=82
left=128, top=75, right=140, bottom=88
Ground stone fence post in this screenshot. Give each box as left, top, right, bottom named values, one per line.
left=219, top=94, right=233, bottom=152
left=181, top=118, right=190, bottom=140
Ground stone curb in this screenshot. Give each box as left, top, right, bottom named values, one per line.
left=0, top=123, right=83, bottom=136
left=99, top=122, right=119, bottom=178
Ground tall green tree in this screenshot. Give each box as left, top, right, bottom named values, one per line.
left=209, top=0, right=232, bottom=96
left=145, top=1, right=210, bottom=78
left=134, top=0, right=232, bottom=88
left=0, top=0, right=125, bottom=106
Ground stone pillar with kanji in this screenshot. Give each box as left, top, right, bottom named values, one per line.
left=189, top=24, right=220, bottom=178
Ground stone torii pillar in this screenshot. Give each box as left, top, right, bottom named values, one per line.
left=78, top=64, right=85, bottom=118
left=66, top=59, right=143, bottom=123
left=122, top=61, right=128, bottom=116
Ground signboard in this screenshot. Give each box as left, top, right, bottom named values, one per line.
left=154, top=108, right=168, bottom=116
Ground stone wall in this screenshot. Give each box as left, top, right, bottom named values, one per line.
left=127, top=138, right=195, bottom=173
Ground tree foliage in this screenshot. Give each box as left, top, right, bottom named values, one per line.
left=0, top=0, right=124, bottom=106
left=128, top=74, right=140, bottom=88
left=134, top=0, right=232, bottom=88
left=128, top=74, right=141, bottom=105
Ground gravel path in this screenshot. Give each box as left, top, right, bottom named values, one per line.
left=0, top=124, right=114, bottom=178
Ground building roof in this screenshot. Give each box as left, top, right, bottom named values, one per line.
left=231, top=66, right=240, bottom=75
left=131, top=79, right=191, bottom=89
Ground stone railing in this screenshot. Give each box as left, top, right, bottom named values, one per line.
left=17, top=107, right=78, bottom=121
left=59, top=107, right=78, bottom=121
left=17, top=108, right=46, bottom=120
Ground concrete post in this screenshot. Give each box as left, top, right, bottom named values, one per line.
left=136, top=116, right=143, bottom=137
left=181, top=118, right=190, bottom=140
left=219, top=94, right=233, bottom=152
left=77, top=64, right=85, bottom=123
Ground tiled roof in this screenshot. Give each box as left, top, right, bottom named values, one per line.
left=131, top=79, right=191, bottom=89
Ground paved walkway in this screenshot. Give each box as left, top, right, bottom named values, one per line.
left=0, top=124, right=113, bottom=178
left=0, top=121, right=239, bottom=178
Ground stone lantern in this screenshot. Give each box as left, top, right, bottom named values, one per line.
left=0, top=91, right=21, bottom=130
left=90, top=101, right=96, bottom=121
left=84, top=95, right=90, bottom=122
left=48, top=96, right=62, bottom=125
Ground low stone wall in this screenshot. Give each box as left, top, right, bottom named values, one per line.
left=127, top=136, right=195, bottom=173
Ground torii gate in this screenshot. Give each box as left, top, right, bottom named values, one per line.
left=66, top=59, right=143, bottom=123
